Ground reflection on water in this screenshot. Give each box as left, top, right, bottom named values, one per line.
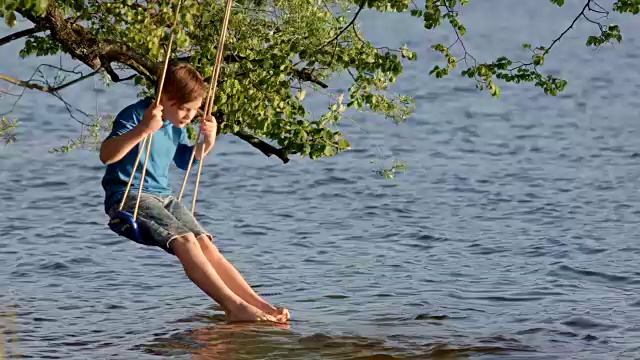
left=139, top=317, right=533, bottom=360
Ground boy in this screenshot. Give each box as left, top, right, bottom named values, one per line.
left=99, top=62, right=289, bottom=323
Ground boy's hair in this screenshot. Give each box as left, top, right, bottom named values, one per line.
left=157, top=61, right=205, bottom=104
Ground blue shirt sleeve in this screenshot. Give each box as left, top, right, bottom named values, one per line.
left=106, top=105, right=141, bottom=140
left=173, top=129, right=199, bottom=171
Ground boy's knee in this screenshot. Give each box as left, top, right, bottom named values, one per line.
left=196, top=234, right=219, bottom=252
left=168, top=233, right=199, bottom=250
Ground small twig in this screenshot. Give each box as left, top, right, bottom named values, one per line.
left=582, top=12, right=605, bottom=30
left=319, top=0, right=366, bottom=49
left=103, top=62, right=122, bottom=82
left=327, top=36, right=340, bottom=68
left=443, top=3, right=477, bottom=66
left=51, top=92, right=94, bottom=126
left=506, top=0, right=603, bottom=72
left=0, top=73, right=95, bottom=126
left=588, top=0, right=609, bottom=14
left=57, top=71, right=101, bottom=91
left=544, top=0, right=591, bottom=55
left=0, top=89, right=20, bottom=97
left=0, top=63, right=133, bottom=128
left=347, top=68, right=357, bottom=82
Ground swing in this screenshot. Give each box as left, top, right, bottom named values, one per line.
left=108, top=0, right=234, bottom=246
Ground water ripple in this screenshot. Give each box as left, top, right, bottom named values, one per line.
left=3, top=3, right=640, bottom=360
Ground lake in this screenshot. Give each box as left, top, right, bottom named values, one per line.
left=2, top=1, right=640, bottom=359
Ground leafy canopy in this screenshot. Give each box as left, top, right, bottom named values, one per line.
left=0, top=0, right=637, bottom=159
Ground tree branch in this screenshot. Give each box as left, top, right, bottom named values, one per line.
left=102, top=62, right=121, bottom=82
left=0, top=26, right=43, bottom=47
left=101, top=41, right=157, bottom=80
left=17, top=5, right=159, bottom=83
left=234, top=130, right=291, bottom=163
left=588, top=0, right=609, bottom=14
left=2, top=69, right=93, bottom=128
left=293, top=68, right=328, bottom=88
left=443, top=3, right=476, bottom=68
left=319, top=0, right=366, bottom=49
left=543, top=0, right=591, bottom=55
left=0, top=73, right=54, bottom=92
left=181, top=54, right=329, bottom=88
left=178, top=53, right=246, bottom=64
left=100, top=62, right=136, bottom=82
left=506, top=0, right=603, bottom=72
left=57, top=70, right=100, bottom=91
left=194, top=109, right=292, bottom=164
left=1, top=69, right=106, bottom=93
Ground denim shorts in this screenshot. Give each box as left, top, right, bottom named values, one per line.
left=108, top=193, right=211, bottom=254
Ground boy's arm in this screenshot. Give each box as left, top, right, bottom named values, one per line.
left=99, top=102, right=163, bottom=165
left=173, top=115, right=217, bottom=170
left=194, top=134, right=216, bottom=160
left=173, top=138, right=215, bottom=170
left=99, top=125, right=149, bottom=165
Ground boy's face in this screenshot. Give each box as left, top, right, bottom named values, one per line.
left=161, top=96, right=203, bottom=128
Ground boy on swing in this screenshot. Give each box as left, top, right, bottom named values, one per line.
left=99, top=62, right=289, bottom=324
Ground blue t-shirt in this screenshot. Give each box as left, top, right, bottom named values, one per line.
left=101, top=97, right=198, bottom=212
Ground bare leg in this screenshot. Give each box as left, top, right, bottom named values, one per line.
left=169, top=234, right=280, bottom=323
left=196, top=235, right=290, bottom=321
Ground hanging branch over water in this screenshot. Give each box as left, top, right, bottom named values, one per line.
left=234, top=130, right=290, bottom=163
left=509, top=0, right=612, bottom=71
left=1, top=64, right=105, bottom=127
left=2, top=0, right=638, bottom=163
left=1, top=3, right=297, bottom=162
left=426, top=0, right=619, bottom=97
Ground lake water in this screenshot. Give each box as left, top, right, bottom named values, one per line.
left=2, top=1, right=640, bottom=359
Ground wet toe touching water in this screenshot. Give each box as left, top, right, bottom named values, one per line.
left=2, top=1, right=640, bottom=359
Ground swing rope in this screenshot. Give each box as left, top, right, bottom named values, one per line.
left=118, top=0, right=182, bottom=221
left=178, top=0, right=234, bottom=215
left=117, top=0, right=234, bottom=223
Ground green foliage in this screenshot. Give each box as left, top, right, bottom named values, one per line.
left=614, top=0, right=640, bottom=14
left=0, top=116, right=18, bottom=144
left=420, top=0, right=636, bottom=97
left=1, top=0, right=422, bottom=160
left=586, top=24, right=622, bottom=47
left=0, top=0, right=48, bottom=27
left=459, top=54, right=567, bottom=97
left=1, top=0, right=638, bottom=162
left=49, top=114, right=112, bottom=153
left=372, top=159, right=407, bottom=178
left=19, top=35, right=61, bottom=58
left=83, top=0, right=415, bottom=159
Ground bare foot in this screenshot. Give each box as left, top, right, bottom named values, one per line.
left=225, top=303, right=281, bottom=323
left=273, top=308, right=290, bottom=322
left=255, top=302, right=291, bottom=322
